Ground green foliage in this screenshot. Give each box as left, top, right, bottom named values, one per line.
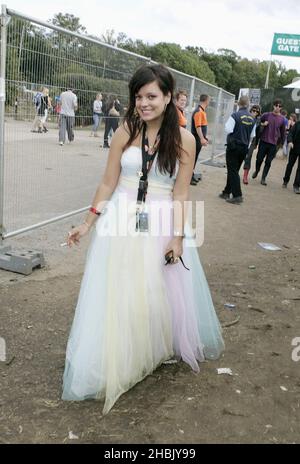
left=217, top=49, right=240, bottom=65
left=201, top=54, right=233, bottom=89
left=5, top=12, right=300, bottom=116
left=49, top=13, right=86, bottom=33
left=149, top=43, right=216, bottom=84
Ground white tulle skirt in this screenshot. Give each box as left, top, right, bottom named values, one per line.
left=62, top=177, right=224, bottom=414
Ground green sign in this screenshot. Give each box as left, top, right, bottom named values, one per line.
left=271, top=33, right=300, bottom=57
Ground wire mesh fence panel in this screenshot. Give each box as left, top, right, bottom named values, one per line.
left=3, top=12, right=149, bottom=235
left=2, top=8, right=235, bottom=237
left=193, top=79, right=219, bottom=160
left=215, top=90, right=236, bottom=155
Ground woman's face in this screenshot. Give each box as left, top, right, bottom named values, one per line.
left=176, top=95, right=187, bottom=111
left=135, top=80, right=171, bottom=122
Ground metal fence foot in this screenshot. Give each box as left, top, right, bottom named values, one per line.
left=0, top=245, right=45, bottom=275
left=202, top=159, right=226, bottom=168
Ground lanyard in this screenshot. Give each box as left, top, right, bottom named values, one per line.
left=136, top=124, right=160, bottom=206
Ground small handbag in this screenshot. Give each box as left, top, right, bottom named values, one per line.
left=108, top=106, right=120, bottom=117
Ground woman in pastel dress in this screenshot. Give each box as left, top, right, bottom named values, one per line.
left=62, top=64, right=224, bottom=414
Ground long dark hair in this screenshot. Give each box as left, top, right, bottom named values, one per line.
left=124, top=64, right=182, bottom=176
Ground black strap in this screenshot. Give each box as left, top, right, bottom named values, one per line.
left=137, top=124, right=160, bottom=205
left=179, top=257, right=190, bottom=270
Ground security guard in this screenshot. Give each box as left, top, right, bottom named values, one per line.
left=219, top=95, right=256, bottom=204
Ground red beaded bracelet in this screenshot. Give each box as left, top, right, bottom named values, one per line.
left=89, top=207, right=101, bottom=216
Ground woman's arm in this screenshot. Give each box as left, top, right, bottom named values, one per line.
left=86, top=126, right=129, bottom=222
left=173, top=129, right=195, bottom=234
left=67, top=125, right=129, bottom=245
left=165, top=128, right=195, bottom=259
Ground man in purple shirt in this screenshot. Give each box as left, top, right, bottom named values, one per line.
left=252, top=99, right=286, bottom=185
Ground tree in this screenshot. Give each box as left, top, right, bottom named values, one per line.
left=149, top=43, right=216, bottom=84
left=217, top=48, right=239, bottom=66
left=185, top=46, right=205, bottom=57
left=201, top=53, right=233, bottom=89
left=49, top=13, right=86, bottom=34
left=100, top=29, right=118, bottom=46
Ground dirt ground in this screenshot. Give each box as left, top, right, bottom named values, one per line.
left=0, top=153, right=300, bottom=444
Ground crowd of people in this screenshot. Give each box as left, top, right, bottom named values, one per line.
left=175, top=90, right=300, bottom=196
left=29, top=87, right=122, bottom=147
left=28, top=83, right=300, bottom=196
left=220, top=96, right=300, bottom=200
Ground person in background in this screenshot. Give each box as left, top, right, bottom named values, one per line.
left=59, top=88, right=78, bottom=146
left=103, top=95, right=121, bottom=148
left=282, top=115, right=300, bottom=194
left=31, top=87, right=43, bottom=133
left=252, top=98, right=286, bottom=186
left=190, top=94, right=210, bottom=185
left=175, top=90, right=188, bottom=128
left=219, top=95, right=255, bottom=204
left=90, top=93, right=103, bottom=137
left=286, top=113, right=297, bottom=158
left=279, top=109, right=289, bottom=156
left=38, top=87, right=51, bottom=133
left=242, top=104, right=261, bottom=185
left=14, top=97, right=18, bottom=119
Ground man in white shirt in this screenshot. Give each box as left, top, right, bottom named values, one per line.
left=59, top=89, right=78, bottom=145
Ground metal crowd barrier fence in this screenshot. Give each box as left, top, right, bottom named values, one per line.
left=0, top=4, right=235, bottom=272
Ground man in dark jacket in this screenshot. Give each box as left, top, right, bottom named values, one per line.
left=219, top=95, right=256, bottom=204
left=282, top=118, right=300, bottom=194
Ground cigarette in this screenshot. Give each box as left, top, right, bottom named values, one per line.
left=60, top=242, right=68, bottom=247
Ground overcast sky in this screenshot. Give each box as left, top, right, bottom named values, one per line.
left=4, top=0, right=300, bottom=75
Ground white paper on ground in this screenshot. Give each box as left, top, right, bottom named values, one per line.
left=217, top=368, right=233, bottom=375
left=258, top=242, right=282, bottom=251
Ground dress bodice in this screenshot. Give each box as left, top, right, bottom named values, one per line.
left=120, top=146, right=177, bottom=192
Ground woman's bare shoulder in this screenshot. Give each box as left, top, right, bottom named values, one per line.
left=180, top=127, right=195, bottom=153
left=180, top=127, right=194, bottom=143
left=111, top=124, right=131, bottom=149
